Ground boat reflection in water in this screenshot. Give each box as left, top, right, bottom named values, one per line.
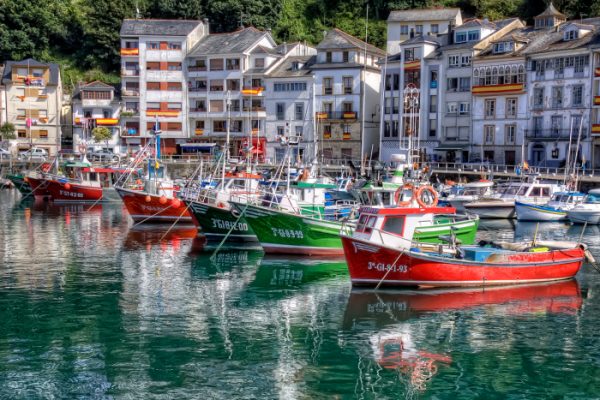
left=123, top=224, right=197, bottom=250
left=251, top=256, right=348, bottom=290
left=343, top=280, right=582, bottom=393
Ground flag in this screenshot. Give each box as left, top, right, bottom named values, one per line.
left=523, top=161, right=529, bottom=170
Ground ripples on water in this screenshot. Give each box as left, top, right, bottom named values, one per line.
left=0, top=190, right=599, bottom=399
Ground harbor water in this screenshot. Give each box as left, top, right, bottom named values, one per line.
left=0, top=190, right=599, bottom=399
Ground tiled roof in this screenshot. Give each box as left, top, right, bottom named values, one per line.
left=459, top=18, right=496, bottom=29
left=120, top=19, right=203, bottom=36
left=536, top=3, right=566, bottom=19
left=387, top=8, right=461, bottom=22
left=2, top=58, right=60, bottom=85
left=189, top=27, right=268, bottom=56
left=317, top=29, right=385, bottom=55
left=72, top=81, right=119, bottom=101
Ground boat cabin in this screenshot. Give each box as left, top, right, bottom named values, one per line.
left=497, top=180, right=563, bottom=201
left=61, top=162, right=131, bottom=188
left=548, top=192, right=584, bottom=206
left=352, top=206, right=460, bottom=248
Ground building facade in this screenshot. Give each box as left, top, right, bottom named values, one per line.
left=1, top=59, right=63, bottom=156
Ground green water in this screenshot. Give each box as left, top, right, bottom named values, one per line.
left=0, top=190, right=599, bottom=399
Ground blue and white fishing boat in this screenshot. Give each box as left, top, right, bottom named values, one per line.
left=567, top=189, right=600, bottom=225
left=515, top=192, right=584, bottom=222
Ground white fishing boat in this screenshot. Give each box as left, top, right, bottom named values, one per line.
left=464, top=176, right=564, bottom=219
left=566, top=189, right=600, bottom=225
left=446, top=180, right=494, bottom=213
left=516, top=192, right=584, bottom=222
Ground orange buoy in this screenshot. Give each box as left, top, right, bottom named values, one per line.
left=159, top=196, right=168, bottom=205
left=145, top=195, right=152, bottom=203
left=64, top=183, right=71, bottom=190
left=171, top=199, right=181, bottom=208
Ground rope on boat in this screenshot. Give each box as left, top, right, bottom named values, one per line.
left=374, top=251, right=404, bottom=290
left=158, top=202, right=194, bottom=242
left=209, top=203, right=250, bottom=262
left=129, top=203, right=175, bottom=228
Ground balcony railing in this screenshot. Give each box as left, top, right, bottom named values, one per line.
left=121, top=69, right=139, bottom=76
left=120, top=48, right=139, bottom=56
left=189, top=87, right=207, bottom=92
left=315, top=111, right=357, bottom=120
left=190, top=108, right=207, bottom=113
left=242, top=107, right=266, bottom=112
left=122, top=90, right=140, bottom=97
left=525, top=129, right=586, bottom=140
left=188, top=66, right=207, bottom=72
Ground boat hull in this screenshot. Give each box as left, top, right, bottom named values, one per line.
left=45, top=179, right=103, bottom=203
left=6, top=174, right=32, bottom=195
left=233, top=202, right=344, bottom=256
left=184, top=199, right=259, bottom=243
left=25, top=176, right=51, bottom=199
left=515, top=201, right=567, bottom=222
left=464, top=201, right=515, bottom=219
left=567, top=209, right=600, bottom=225
left=341, top=236, right=584, bottom=288
left=115, top=187, right=192, bottom=223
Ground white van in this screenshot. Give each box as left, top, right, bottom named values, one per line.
left=18, top=147, right=48, bottom=161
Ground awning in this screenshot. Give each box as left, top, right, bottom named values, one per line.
left=434, top=144, right=469, bottom=151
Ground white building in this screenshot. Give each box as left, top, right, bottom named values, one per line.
left=119, top=19, right=206, bottom=154
left=264, top=52, right=318, bottom=163
left=1, top=59, right=63, bottom=156
left=72, top=81, right=122, bottom=153
left=313, top=29, right=384, bottom=165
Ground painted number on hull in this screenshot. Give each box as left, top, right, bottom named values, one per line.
left=368, top=262, right=408, bottom=273
left=211, top=218, right=248, bottom=231
left=271, top=228, right=304, bottom=239
left=59, top=190, right=84, bottom=198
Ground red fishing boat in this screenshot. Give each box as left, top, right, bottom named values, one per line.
left=341, top=206, right=590, bottom=288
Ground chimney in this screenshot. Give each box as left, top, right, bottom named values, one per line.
left=203, top=18, right=209, bottom=34
left=283, top=41, right=288, bottom=54
left=448, top=22, right=455, bottom=45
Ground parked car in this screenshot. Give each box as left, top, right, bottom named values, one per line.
left=89, top=149, right=120, bottom=162
left=0, top=148, right=11, bottom=160
left=18, top=148, right=48, bottom=161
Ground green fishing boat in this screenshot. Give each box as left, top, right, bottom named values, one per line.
left=185, top=199, right=259, bottom=243
left=5, top=173, right=32, bottom=195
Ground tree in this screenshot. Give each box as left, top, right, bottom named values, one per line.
left=0, top=123, right=16, bottom=141
left=92, top=126, right=112, bottom=148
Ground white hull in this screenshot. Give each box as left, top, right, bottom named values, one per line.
left=515, top=203, right=567, bottom=222
left=567, top=210, right=600, bottom=225
left=464, top=201, right=515, bottom=219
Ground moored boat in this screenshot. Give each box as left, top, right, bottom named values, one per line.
left=5, top=173, right=32, bottom=195
left=516, top=191, right=584, bottom=222
left=566, top=189, right=600, bottom=225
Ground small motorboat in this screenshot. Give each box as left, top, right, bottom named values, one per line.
left=516, top=191, right=584, bottom=222
left=566, top=189, right=600, bottom=225
left=445, top=180, right=494, bottom=212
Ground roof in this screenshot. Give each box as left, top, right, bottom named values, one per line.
left=120, top=19, right=203, bottom=37
left=518, top=21, right=600, bottom=55
left=317, top=28, right=385, bottom=55
left=267, top=56, right=315, bottom=78
left=459, top=18, right=496, bottom=30
left=387, top=8, right=461, bottom=22
left=2, top=59, right=60, bottom=85
left=401, top=34, right=442, bottom=46
left=535, top=3, right=566, bottom=19
left=72, top=81, right=119, bottom=101
left=189, top=27, right=268, bottom=56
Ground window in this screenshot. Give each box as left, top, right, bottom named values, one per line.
left=125, top=41, right=139, bottom=49
left=144, top=60, right=158, bottom=69
left=209, top=59, right=224, bottom=71
left=431, top=24, right=439, bottom=34
left=254, top=58, right=265, bottom=68
left=404, top=48, right=415, bottom=61
left=533, top=88, right=544, bottom=109
left=343, top=76, right=353, bottom=94
left=467, top=31, right=480, bottom=41
left=146, top=102, right=160, bottom=111
left=447, top=102, right=457, bottom=114
left=485, top=99, right=496, bottom=118
left=213, top=121, right=226, bottom=132
left=551, top=86, right=563, bottom=109
left=226, top=58, right=240, bottom=70
left=295, top=103, right=304, bottom=120
left=447, top=77, right=458, bottom=92
left=459, top=102, right=470, bottom=114
left=551, top=115, right=562, bottom=133
left=210, top=80, right=224, bottom=91
left=342, top=51, right=349, bottom=62
left=448, top=55, right=459, bottom=67
left=147, top=42, right=159, bottom=49
left=533, top=116, right=543, bottom=134
left=168, top=42, right=181, bottom=50
left=210, top=100, right=224, bottom=113
left=455, top=31, right=467, bottom=43
left=382, top=217, right=405, bottom=235
left=167, top=102, right=181, bottom=110
left=326, top=52, right=332, bottom=63
left=400, top=25, right=409, bottom=35
left=506, top=98, right=517, bottom=117
left=459, top=77, right=470, bottom=92
left=564, top=30, right=578, bottom=41
left=231, top=120, right=243, bottom=132
left=167, top=62, right=182, bottom=71
left=273, top=82, right=307, bottom=92
left=430, top=95, right=437, bottom=112
left=193, top=100, right=206, bottom=112
left=18, top=130, right=26, bottom=138
left=341, top=148, right=352, bottom=159
left=226, top=79, right=240, bottom=91
left=167, top=82, right=181, bottom=91
left=416, top=25, right=423, bottom=34
left=146, top=82, right=160, bottom=90
left=323, top=77, right=333, bottom=95
left=505, top=125, right=516, bottom=144
left=195, top=120, right=205, bottom=130
left=572, top=85, right=583, bottom=107
left=461, top=55, right=471, bottom=66
left=295, top=126, right=303, bottom=137
left=342, top=102, right=353, bottom=112
left=493, top=42, right=514, bottom=54
left=276, top=103, right=285, bottom=120
left=484, top=125, right=495, bottom=144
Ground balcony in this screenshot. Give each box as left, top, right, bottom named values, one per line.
left=122, top=90, right=140, bottom=97
left=342, top=132, right=351, bottom=140
left=96, top=118, right=119, bottom=126
left=120, top=48, right=139, bottom=56
left=121, top=69, right=139, bottom=77
left=525, top=129, right=586, bottom=141
left=241, top=87, right=264, bottom=96
left=188, top=66, right=207, bottom=72
left=190, top=107, right=207, bottom=113
left=146, top=110, right=180, bottom=118
left=472, top=83, right=525, bottom=96
left=242, top=106, right=266, bottom=112
left=120, top=110, right=139, bottom=118
left=315, top=111, right=357, bottom=121
left=189, top=87, right=207, bottom=92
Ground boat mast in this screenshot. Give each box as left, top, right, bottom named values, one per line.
left=221, top=90, right=231, bottom=192
left=565, top=117, right=574, bottom=182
